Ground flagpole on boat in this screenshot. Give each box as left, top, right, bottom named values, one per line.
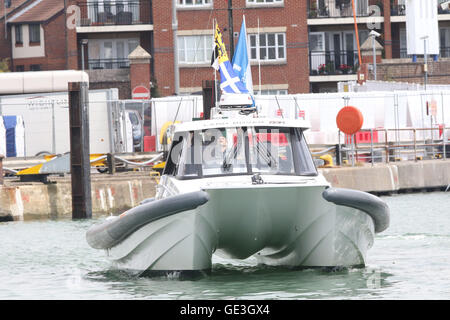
left=258, top=17, right=261, bottom=95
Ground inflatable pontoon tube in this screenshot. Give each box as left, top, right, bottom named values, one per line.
left=322, top=187, right=390, bottom=233
left=86, top=190, right=210, bottom=249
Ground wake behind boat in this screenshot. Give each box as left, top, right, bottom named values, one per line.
left=86, top=94, right=390, bottom=276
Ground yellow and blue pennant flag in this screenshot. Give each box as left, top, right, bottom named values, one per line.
left=211, top=23, right=249, bottom=94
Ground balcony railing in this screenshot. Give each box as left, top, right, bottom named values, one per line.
left=391, top=2, right=450, bottom=16
left=390, top=4, right=406, bottom=16
left=438, top=1, right=450, bottom=14
left=77, top=1, right=152, bottom=27
left=309, top=50, right=359, bottom=75
left=398, top=47, right=450, bottom=59
left=441, top=47, right=450, bottom=58
left=88, top=58, right=130, bottom=70
left=308, top=0, right=370, bottom=18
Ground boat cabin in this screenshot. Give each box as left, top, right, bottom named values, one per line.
left=163, top=118, right=318, bottom=179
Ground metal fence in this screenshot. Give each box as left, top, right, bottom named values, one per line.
left=333, top=127, right=450, bottom=166
left=2, top=91, right=450, bottom=164
left=391, top=1, right=450, bottom=16
left=77, top=1, right=147, bottom=26
left=0, top=92, right=152, bottom=158
left=398, top=47, right=450, bottom=59
left=88, top=58, right=130, bottom=70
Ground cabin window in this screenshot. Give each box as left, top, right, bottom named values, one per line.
left=163, top=134, right=186, bottom=176
left=172, top=126, right=317, bottom=179
left=247, top=127, right=316, bottom=176
left=294, top=129, right=318, bottom=175
left=248, top=127, right=296, bottom=175
left=200, top=128, right=247, bottom=176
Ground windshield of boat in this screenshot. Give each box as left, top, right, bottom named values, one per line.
left=163, top=126, right=317, bottom=179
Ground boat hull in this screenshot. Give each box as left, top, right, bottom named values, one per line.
left=99, top=183, right=377, bottom=274
left=204, top=185, right=374, bottom=268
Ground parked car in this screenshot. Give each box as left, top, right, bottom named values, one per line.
left=126, top=110, right=143, bottom=151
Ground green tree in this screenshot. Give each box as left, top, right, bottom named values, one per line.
left=0, top=58, right=10, bottom=73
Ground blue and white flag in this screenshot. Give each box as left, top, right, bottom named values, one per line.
left=232, top=16, right=254, bottom=95
left=211, top=23, right=249, bottom=94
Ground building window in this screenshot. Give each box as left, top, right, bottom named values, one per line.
left=177, top=0, right=212, bottom=7
left=247, top=0, right=283, bottom=5
left=178, top=35, right=213, bottom=64
left=15, top=25, right=23, bottom=44
left=255, top=89, right=288, bottom=95
left=249, top=33, right=286, bottom=61
left=16, top=65, right=25, bottom=72
left=88, top=38, right=139, bottom=69
left=30, top=64, right=41, bottom=71
left=29, top=24, right=41, bottom=43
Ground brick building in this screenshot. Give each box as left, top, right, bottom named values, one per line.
left=65, top=0, right=153, bottom=98
left=8, top=0, right=66, bottom=72
left=0, top=0, right=31, bottom=66
left=2, top=0, right=450, bottom=96
left=0, top=0, right=153, bottom=99
left=307, top=0, right=450, bottom=91
left=152, top=0, right=309, bottom=96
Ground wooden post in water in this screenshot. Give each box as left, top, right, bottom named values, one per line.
left=68, top=82, right=92, bottom=219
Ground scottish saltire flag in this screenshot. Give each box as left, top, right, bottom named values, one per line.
left=211, top=23, right=248, bottom=94
left=232, top=16, right=253, bottom=95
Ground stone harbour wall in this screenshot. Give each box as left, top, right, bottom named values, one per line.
left=0, top=176, right=157, bottom=221
left=320, top=159, right=450, bottom=193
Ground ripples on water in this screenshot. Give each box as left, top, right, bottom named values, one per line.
left=0, top=192, right=449, bottom=299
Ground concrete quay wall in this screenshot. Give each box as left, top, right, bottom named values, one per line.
left=320, top=160, right=450, bottom=193
left=0, top=176, right=157, bottom=221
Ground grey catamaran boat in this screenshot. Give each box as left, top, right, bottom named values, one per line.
left=86, top=94, right=389, bottom=276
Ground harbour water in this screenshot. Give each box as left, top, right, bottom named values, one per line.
left=0, top=192, right=449, bottom=300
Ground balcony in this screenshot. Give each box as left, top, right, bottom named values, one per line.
left=88, top=58, right=130, bottom=70
left=308, top=0, right=370, bottom=19
left=309, top=50, right=359, bottom=76
left=438, top=0, right=450, bottom=14
left=77, top=1, right=152, bottom=27
left=390, top=4, right=406, bottom=16
left=398, top=47, right=450, bottom=59
left=391, top=1, right=450, bottom=16
left=441, top=47, right=450, bottom=58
